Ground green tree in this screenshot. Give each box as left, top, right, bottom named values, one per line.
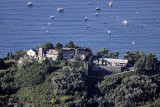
left=146, top=52, right=158, bottom=70
left=37, top=43, right=44, bottom=50
left=84, top=48, right=93, bottom=61
left=123, top=50, right=144, bottom=66
left=97, top=48, right=119, bottom=58
left=57, top=51, right=63, bottom=60
left=68, top=41, right=75, bottom=48
left=107, top=52, right=113, bottom=58
left=113, top=52, right=119, bottom=58
left=7, top=52, right=10, bottom=60
left=76, top=57, right=81, bottom=62
left=88, top=56, right=93, bottom=68
left=134, top=52, right=158, bottom=71
left=44, top=42, right=54, bottom=51
left=134, top=54, right=146, bottom=71
left=96, top=48, right=110, bottom=57
left=52, top=70, right=86, bottom=92
left=0, top=58, right=5, bottom=69
left=15, top=63, right=46, bottom=87
left=14, top=50, right=26, bottom=60
left=55, top=42, right=63, bottom=50
left=10, top=53, right=14, bottom=59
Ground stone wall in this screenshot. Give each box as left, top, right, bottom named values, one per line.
left=91, top=66, right=122, bottom=76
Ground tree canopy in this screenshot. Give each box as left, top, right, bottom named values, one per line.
left=0, top=58, right=5, bottom=69
left=57, top=50, right=63, bottom=60
left=134, top=52, right=158, bottom=71
left=44, top=42, right=54, bottom=51
left=123, top=50, right=144, bottom=66
left=55, top=42, right=63, bottom=50
left=67, top=41, right=75, bottom=48
left=96, top=48, right=119, bottom=58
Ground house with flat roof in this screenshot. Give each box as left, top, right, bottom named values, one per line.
left=25, top=47, right=88, bottom=62
left=92, top=58, right=128, bottom=76
left=27, top=49, right=37, bottom=58
left=62, top=48, right=76, bottom=60
left=62, top=48, right=88, bottom=61
left=46, top=49, right=58, bottom=60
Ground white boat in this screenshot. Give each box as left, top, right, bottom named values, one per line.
left=136, top=10, right=139, bottom=15
left=57, top=8, right=64, bottom=12
left=96, top=7, right=101, bottom=10
left=107, top=30, right=111, bottom=35
left=123, top=20, right=128, bottom=25
left=132, top=42, right=135, bottom=45
left=48, top=23, right=51, bottom=26
left=50, top=16, right=55, bottom=19
left=88, top=2, right=92, bottom=4
left=46, top=30, right=49, bottom=33
left=27, top=2, right=33, bottom=6
left=109, top=2, right=112, bottom=7
left=103, top=22, right=106, bottom=24
left=95, top=13, right=98, bottom=16
left=86, top=25, right=90, bottom=28
left=84, top=17, right=88, bottom=21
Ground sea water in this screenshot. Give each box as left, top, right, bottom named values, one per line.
left=0, top=0, right=160, bottom=59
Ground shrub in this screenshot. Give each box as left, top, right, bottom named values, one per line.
left=15, top=64, right=46, bottom=87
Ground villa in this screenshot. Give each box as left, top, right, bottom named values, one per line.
left=23, top=47, right=88, bottom=62
left=91, top=58, right=128, bottom=76
left=26, top=49, right=37, bottom=58
left=18, top=47, right=130, bottom=76
left=46, top=49, right=58, bottom=60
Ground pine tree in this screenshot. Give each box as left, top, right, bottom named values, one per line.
left=7, top=52, right=10, bottom=60
left=68, top=41, right=75, bottom=48
left=57, top=51, right=63, bottom=60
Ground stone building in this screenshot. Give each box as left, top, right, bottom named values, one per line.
left=46, top=49, right=58, bottom=60
left=26, top=49, right=37, bottom=58
left=38, top=48, right=45, bottom=57
left=75, top=48, right=87, bottom=61
left=92, top=58, right=128, bottom=76
left=18, top=55, right=34, bottom=68
left=62, top=48, right=75, bottom=60
left=62, top=48, right=87, bottom=61
left=25, top=47, right=88, bottom=62
left=94, top=58, right=128, bottom=67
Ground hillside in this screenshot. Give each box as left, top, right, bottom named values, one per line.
left=0, top=59, right=160, bottom=107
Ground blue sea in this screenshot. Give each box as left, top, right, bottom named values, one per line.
left=0, top=0, right=160, bottom=59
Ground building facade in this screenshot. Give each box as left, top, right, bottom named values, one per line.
left=26, top=49, right=37, bottom=58
left=26, top=47, right=88, bottom=62
left=46, top=49, right=58, bottom=60
left=92, top=58, right=128, bottom=76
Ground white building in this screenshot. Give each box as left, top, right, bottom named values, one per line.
left=46, top=49, right=58, bottom=60
left=93, top=58, right=128, bottom=67
left=27, top=49, right=37, bottom=58
left=26, top=47, right=88, bottom=62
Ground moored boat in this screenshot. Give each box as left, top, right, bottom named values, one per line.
left=109, top=2, right=112, bottom=7
left=123, top=20, right=128, bottom=25
left=27, top=2, right=33, bottom=6
left=57, top=8, right=64, bottom=12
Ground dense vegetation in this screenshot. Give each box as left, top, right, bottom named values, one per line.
left=0, top=42, right=160, bottom=107
left=96, top=48, right=119, bottom=58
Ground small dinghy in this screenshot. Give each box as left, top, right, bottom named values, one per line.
left=132, top=42, right=135, bottom=45
left=109, top=2, right=112, bottom=7
left=57, top=8, right=64, bottom=12
left=107, top=30, right=111, bottom=35
left=84, top=17, right=88, bottom=21
left=28, top=2, right=33, bottom=6
left=96, top=7, right=101, bottom=10
left=123, top=20, right=128, bottom=25
left=50, top=16, right=55, bottom=19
